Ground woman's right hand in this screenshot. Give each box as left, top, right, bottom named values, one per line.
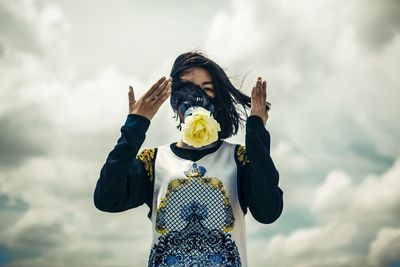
left=128, top=76, right=172, bottom=120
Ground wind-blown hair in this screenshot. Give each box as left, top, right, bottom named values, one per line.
left=169, top=50, right=271, bottom=139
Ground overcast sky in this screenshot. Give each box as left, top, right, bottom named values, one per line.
left=1, top=0, right=400, bottom=266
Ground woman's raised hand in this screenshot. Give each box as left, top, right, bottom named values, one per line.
left=128, top=76, right=172, bottom=120
left=250, top=76, right=269, bottom=125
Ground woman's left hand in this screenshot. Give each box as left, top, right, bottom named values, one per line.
left=250, top=77, right=269, bottom=125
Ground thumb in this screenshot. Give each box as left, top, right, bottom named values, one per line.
left=128, top=85, right=135, bottom=103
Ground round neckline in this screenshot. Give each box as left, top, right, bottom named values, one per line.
left=169, top=139, right=224, bottom=161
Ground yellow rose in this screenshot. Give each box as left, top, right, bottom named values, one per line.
left=181, top=107, right=221, bottom=148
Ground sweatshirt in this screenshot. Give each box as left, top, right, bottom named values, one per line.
left=93, top=114, right=284, bottom=266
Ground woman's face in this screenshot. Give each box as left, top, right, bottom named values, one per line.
left=177, top=67, right=216, bottom=122
left=180, top=67, right=215, bottom=98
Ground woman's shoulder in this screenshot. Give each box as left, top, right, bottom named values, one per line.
left=221, top=140, right=245, bottom=149
left=221, top=140, right=248, bottom=166
left=136, top=146, right=161, bottom=182
left=136, top=142, right=171, bottom=161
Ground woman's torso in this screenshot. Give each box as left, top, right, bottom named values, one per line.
left=147, top=140, right=248, bottom=267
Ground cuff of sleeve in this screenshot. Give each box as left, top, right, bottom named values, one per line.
left=124, top=114, right=151, bottom=133
left=246, top=115, right=265, bottom=130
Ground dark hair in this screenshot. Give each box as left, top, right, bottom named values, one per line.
left=169, top=50, right=271, bottom=139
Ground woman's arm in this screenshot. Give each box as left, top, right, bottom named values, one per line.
left=237, top=115, right=283, bottom=224
left=94, top=76, right=171, bottom=214
left=93, top=114, right=154, bottom=213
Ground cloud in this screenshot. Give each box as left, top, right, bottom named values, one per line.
left=1, top=0, right=400, bottom=266
left=204, top=1, right=400, bottom=266
left=352, top=0, right=400, bottom=49
left=274, top=141, right=309, bottom=172
left=0, top=0, right=43, bottom=54
left=205, top=0, right=262, bottom=63
left=0, top=105, right=53, bottom=168
left=245, top=156, right=400, bottom=267
left=311, top=157, right=400, bottom=224
left=0, top=62, right=161, bottom=265
left=205, top=0, right=400, bottom=182
left=0, top=154, right=154, bottom=266
left=368, top=227, right=400, bottom=267
left=248, top=221, right=359, bottom=267
left=0, top=1, right=162, bottom=265
left=0, top=0, right=70, bottom=56
left=0, top=1, right=183, bottom=266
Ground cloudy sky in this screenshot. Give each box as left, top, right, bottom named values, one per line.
left=1, top=0, right=399, bottom=266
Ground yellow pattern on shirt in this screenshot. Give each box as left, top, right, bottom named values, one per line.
left=136, top=148, right=155, bottom=182
left=236, top=145, right=250, bottom=166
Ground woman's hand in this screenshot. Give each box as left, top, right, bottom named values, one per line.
left=250, top=77, right=269, bottom=125
left=128, top=76, right=172, bottom=120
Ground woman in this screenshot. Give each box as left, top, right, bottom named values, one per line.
left=93, top=51, right=284, bottom=267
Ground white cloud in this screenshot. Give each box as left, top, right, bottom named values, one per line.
left=311, top=157, right=400, bottom=223
left=268, top=222, right=357, bottom=256
left=204, top=0, right=400, bottom=266
left=247, top=221, right=358, bottom=267
left=0, top=1, right=173, bottom=265
left=204, top=0, right=400, bottom=169
left=368, top=227, right=400, bottom=267
left=0, top=0, right=70, bottom=58
left=0, top=155, right=153, bottom=267
left=245, top=157, right=400, bottom=267
left=205, top=0, right=262, bottom=63
left=2, top=0, right=400, bottom=266
left=274, top=141, right=309, bottom=172
left=311, top=170, right=353, bottom=212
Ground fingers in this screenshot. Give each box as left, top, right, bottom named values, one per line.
left=154, top=80, right=172, bottom=105
left=154, top=84, right=172, bottom=106
left=149, top=77, right=171, bottom=101
left=252, top=77, right=263, bottom=103
left=128, top=85, right=135, bottom=103
left=256, top=77, right=267, bottom=103
left=143, top=76, right=167, bottom=98
left=262, top=80, right=267, bottom=103
left=252, top=77, right=259, bottom=99
left=257, top=77, right=262, bottom=103
left=251, top=76, right=268, bottom=112
left=263, top=80, right=267, bottom=100
left=251, top=86, right=256, bottom=104
left=250, top=76, right=268, bottom=124
left=262, top=81, right=268, bottom=112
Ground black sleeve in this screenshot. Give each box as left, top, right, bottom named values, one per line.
left=93, top=114, right=155, bottom=216
left=236, top=115, right=284, bottom=224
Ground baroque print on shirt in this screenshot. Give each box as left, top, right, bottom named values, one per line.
left=148, top=162, right=242, bottom=267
